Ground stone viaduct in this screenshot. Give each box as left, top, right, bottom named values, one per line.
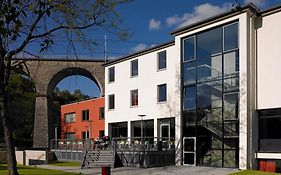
left=14, top=58, right=105, bottom=148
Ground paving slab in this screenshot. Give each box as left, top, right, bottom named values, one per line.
left=36, top=165, right=239, bottom=175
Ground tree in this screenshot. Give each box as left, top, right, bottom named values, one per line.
left=0, top=0, right=129, bottom=174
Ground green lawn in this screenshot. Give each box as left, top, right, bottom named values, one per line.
left=229, top=170, right=281, bottom=175
left=48, top=161, right=81, bottom=167
left=0, top=164, right=81, bottom=175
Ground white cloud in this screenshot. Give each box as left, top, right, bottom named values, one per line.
left=244, top=0, right=267, bottom=7
left=149, top=18, right=161, bottom=30
left=131, top=43, right=147, bottom=53
left=166, top=3, right=232, bottom=29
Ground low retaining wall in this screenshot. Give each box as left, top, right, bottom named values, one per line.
left=52, top=150, right=84, bottom=161
left=16, top=150, right=47, bottom=165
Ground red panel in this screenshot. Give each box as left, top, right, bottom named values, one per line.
left=259, top=160, right=276, bottom=173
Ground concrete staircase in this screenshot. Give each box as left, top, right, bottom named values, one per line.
left=81, top=150, right=116, bottom=168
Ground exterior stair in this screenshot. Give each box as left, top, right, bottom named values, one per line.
left=81, top=149, right=121, bottom=169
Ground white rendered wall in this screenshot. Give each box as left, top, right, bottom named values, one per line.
left=175, top=12, right=249, bottom=169
left=105, top=45, right=180, bottom=139
left=257, top=11, right=281, bottom=109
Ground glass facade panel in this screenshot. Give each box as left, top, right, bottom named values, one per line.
left=182, top=22, right=239, bottom=168
left=184, top=86, right=196, bottom=110
left=110, top=122, right=128, bottom=138
left=197, top=55, right=222, bottom=82
left=197, top=27, right=222, bottom=58
left=183, top=37, right=195, bottom=62
left=184, top=62, right=196, bottom=85
left=224, top=23, right=238, bottom=51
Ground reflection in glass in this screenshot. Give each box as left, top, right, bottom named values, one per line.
left=224, top=93, right=238, bottom=120
left=197, top=27, right=222, bottom=58
left=183, top=37, right=195, bottom=62
left=197, top=81, right=222, bottom=109
left=197, top=55, right=222, bottom=82
left=184, top=86, right=196, bottom=110
left=224, top=23, right=238, bottom=51
left=184, top=62, right=196, bottom=85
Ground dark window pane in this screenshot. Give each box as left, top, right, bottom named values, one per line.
left=99, top=107, right=105, bottom=119
left=183, top=37, right=195, bottom=62
left=184, top=138, right=195, bottom=152
left=131, top=89, right=138, bottom=106
left=131, top=60, right=138, bottom=77
left=184, top=62, right=196, bottom=85
left=110, top=122, right=128, bottom=138
left=184, top=153, right=195, bottom=165
left=197, top=27, right=222, bottom=58
left=82, top=110, right=89, bottom=121
left=158, top=50, right=167, bottom=70
left=184, top=86, right=196, bottom=110
left=109, top=94, right=115, bottom=110
left=109, top=67, right=115, bottom=82
left=224, top=23, right=238, bottom=51
left=158, top=84, right=167, bottom=102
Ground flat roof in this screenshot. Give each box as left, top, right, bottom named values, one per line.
left=103, top=41, right=175, bottom=67
left=61, top=97, right=104, bottom=107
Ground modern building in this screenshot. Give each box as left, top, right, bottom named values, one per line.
left=104, top=3, right=281, bottom=172
left=60, top=97, right=105, bottom=140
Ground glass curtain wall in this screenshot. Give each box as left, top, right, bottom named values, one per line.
left=182, top=22, right=239, bottom=167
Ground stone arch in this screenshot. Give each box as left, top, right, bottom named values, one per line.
left=14, top=59, right=105, bottom=148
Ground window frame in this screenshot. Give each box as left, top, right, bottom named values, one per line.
left=81, top=109, right=89, bottom=121
left=157, top=84, right=167, bottom=103
left=64, top=112, right=76, bottom=123
left=157, top=50, right=167, bottom=71
left=108, top=66, right=115, bottom=83
left=99, top=107, right=105, bottom=120
left=108, top=94, right=115, bottom=110
left=131, top=59, right=138, bottom=78
left=130, top=89, right=138, bottom=107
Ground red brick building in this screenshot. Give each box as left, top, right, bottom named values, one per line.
left=60, top=97, right=105, bottom=140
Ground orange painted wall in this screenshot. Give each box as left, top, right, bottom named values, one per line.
left=60, top=97, right=105, bottom=140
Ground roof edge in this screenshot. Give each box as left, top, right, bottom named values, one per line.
left=103, top=41, right=175, bottom=67
left=171, top=3, right=260, bottom=36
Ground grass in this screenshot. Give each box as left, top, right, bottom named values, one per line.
left=228, top=170, right=281, bottom=175
left=0, top=164, right=81, bottom=175
left=48, top=161, right=81, bottom=167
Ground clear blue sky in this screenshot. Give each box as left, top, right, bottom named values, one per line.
left=56, top=0, right=280, bottom=97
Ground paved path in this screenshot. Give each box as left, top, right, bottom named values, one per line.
left=36, top=165, right=239, bottom=175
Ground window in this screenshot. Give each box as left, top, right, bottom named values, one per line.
left=108, top=66, right=115, bottom=83
left=65, top=113, right=76, bottom=123
left=82, top=110, right=89, bottom=121
left=82, top=131, right=89, bottom=140
left=108, top=94, right=115, bottom=110
left=183, top=86, right=196, bottom=110
left=99, top=107, right=105, bottom=120
left=131, top=59, right=138, bottom=77
left=65, top=132, right=76, bottom=140
left=158, top=84, right=167, bottom=102
left=183, top=37, right=195, bottom=62
left=131, top=89, right=138, bottom=107
left=224, top=23, right=238, bottom=51
left=158, top=50, right=167, bottom=70
left=109, top=122, right=128, bottom=138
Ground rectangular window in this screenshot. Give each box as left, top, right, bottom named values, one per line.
left=82, top=131, right=89, bottom=140
left=224, top=23, right=238, bottom=51
left=108, top=94, right=115, bottom=110
left=82, top=110, right=89, bottom=121
left=108, top=66, right=115, bottom=83
left=65, top=132, right=76, bottom=140
left=158, top=50, right=167, bottom=70
left=131, top=59, right=138, bottom=77
left=158, top=84, right=167, bottom=102
left=99, top=107, right=105, bottom=120
left=131, top=89, right=138, bottom=107
left=183, top=86, right=196, bottom=110
left=65, top=113, right=76, bottom=123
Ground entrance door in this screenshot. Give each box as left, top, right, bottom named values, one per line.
left=160, top=124, right=170, bottom=140
left=183, top=137, right=196, bottom=166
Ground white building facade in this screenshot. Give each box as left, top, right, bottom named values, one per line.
left=104, top=4, right=281, bottom=172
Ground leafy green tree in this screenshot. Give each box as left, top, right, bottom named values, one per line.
left=0, top=1, right=129, bottom=174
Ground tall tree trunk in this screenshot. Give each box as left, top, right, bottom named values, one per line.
left=0, top=94, right=19, bottom=175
